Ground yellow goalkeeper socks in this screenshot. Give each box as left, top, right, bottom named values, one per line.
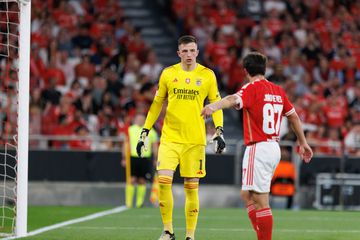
left=136, top=184, right=146, bottom=208
left=184, top=181, right=199, bottom=239
left=125, top=184, right=134, bottom=208
left=158, top=175, right=174, bottom=234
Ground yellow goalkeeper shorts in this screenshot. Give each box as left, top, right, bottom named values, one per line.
left=157, top=141, right=206, bottom=178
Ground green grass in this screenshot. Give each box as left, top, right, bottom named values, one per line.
left=6, top=207, right=360, bottom=240
left=0, top=206, right=16, bottom=234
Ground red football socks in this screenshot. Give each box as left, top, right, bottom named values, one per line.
left=246, top=204, right=258, bottom=234
left=256, top=208, right=273, bottom=240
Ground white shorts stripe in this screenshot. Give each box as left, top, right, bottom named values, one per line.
left=250, top=145, right=256, bottom=185
left=246, top=146, right=251, bottom=185
left=247, top=145, right=255, bottom=186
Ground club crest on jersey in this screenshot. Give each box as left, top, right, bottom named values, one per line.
left=196, top=79, right=202, bottom=86
left=185, top=78, right=190, bottom=84
left=173, top=78, right=178, bottom=83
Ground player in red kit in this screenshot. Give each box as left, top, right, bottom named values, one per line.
left=201, top=52, right=313, bottom=240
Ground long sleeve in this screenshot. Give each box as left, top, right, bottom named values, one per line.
left=208, top=71, right=223, bottom=128
left=143, top=70, right=167, bottom=130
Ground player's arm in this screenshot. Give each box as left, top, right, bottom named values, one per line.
left=207, top=72, right=224, bottom=129
left=137, top=71, right=167, bottom=157
left=201, top=94, right=241, bottom=118
left=206, top=72, right=226, bottom=153
left=143, top=70, right=168, bottom=129
left=152, top=141, right=159, bottom=166
left=287, top=111, right=313, bottom=163
left=150, top=130, right=159, bottom=166
left=143, top=96, right=165, bottom=130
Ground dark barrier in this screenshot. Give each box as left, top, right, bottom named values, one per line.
left=15, top=150, right=360, bottom=186
left=29, top=151, right=125, bottom=182
left=300, top=156, right=360, bottom=186
left=28, top=150, right=235, bottom=184
left=345, top=157, right=360, bottom=174
left=300, top=156, right=341, bottom=185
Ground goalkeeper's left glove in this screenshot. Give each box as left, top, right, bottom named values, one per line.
left=136, top=128, right=149, bottom=158
left=210, top=126, right=226, bottom=154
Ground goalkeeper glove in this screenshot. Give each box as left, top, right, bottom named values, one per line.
left=136, top=128, right=149, bottom=158
left=210, top=126, right=226, bottom=154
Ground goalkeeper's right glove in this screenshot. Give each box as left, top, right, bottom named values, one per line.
left=209, top=126, right=226, bottom=154
left=136, top=128, right=149, bottom=158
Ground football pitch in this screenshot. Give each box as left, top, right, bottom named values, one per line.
left=10, top=206, right=360, bottom=240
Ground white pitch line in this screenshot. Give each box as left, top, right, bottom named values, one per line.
left=64, top=226, right=360, bottom=234
left=2, top=205, right=128, bottom=240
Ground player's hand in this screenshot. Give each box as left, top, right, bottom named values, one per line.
left=201, top=105, right=216, bottom=119
left=209, top=126, right=226, bottom=154
left=136, top=128, right=149, bottom=157
left=299, top=143, right=313, bottom=163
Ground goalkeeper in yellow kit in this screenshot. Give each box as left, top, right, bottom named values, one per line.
left=136, top=35, right=225, bottom=240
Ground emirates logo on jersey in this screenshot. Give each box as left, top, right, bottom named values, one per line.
left=185, top=78, right=190, bottom=84
left=190, top=208, right=198, bottom=213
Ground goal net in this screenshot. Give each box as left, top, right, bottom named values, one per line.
left=0, top=0, right=30, bottom=237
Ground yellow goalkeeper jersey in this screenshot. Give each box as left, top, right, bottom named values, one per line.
left=144, top=63, right=223, bottom=145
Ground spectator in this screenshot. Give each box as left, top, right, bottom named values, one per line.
left=74, top=54, right=96, bottom=84
left=41, top=77, right=62, bottom=106
left=344, top=123, right=360, bottom=156
left=71, top=24, right=93, bottom=50
left=139, top=50, right=163, bottom=84
left=69, top=125, right=92, bottom=150
left=55, top=50, right=78, bottom=88
left=283, top=49, right=306, bottom=83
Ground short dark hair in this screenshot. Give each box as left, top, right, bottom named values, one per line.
left=243, top=52, right=267, bottom=76
left=178, top=35, right=197, bottom=46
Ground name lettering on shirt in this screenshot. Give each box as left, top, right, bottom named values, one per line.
left=264, top=94, right=283, bottom=103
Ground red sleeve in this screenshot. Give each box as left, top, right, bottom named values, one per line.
left=236, top=83, right=253, bottom=109
left=282, top=90, right=295, bottom=116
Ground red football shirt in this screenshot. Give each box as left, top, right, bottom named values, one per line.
left=236, top=79, right=295, bottom=145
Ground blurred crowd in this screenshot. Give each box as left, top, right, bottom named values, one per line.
left=1, top=0, right=163, bottom=150
left=0, top=0, right=360, bottom=155
left=170, top=0, right=360, bottom=156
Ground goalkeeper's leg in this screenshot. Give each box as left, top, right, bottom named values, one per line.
left=184, top=178, right=199, bottom=240
left=158, top=171, right=174, bottom=235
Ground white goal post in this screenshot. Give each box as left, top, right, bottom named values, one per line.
left=17, top=0, right=30, bottom=237
left=0, top=0, right=30, bottom=237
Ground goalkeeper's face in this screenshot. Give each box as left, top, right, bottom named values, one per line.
left=177, top=42, right=199, bottom=67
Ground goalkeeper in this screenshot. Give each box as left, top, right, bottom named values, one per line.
left=137, top=35, right=225, bottom=240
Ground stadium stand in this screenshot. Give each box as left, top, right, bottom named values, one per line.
left=0, top=0, right=359, bottom=156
